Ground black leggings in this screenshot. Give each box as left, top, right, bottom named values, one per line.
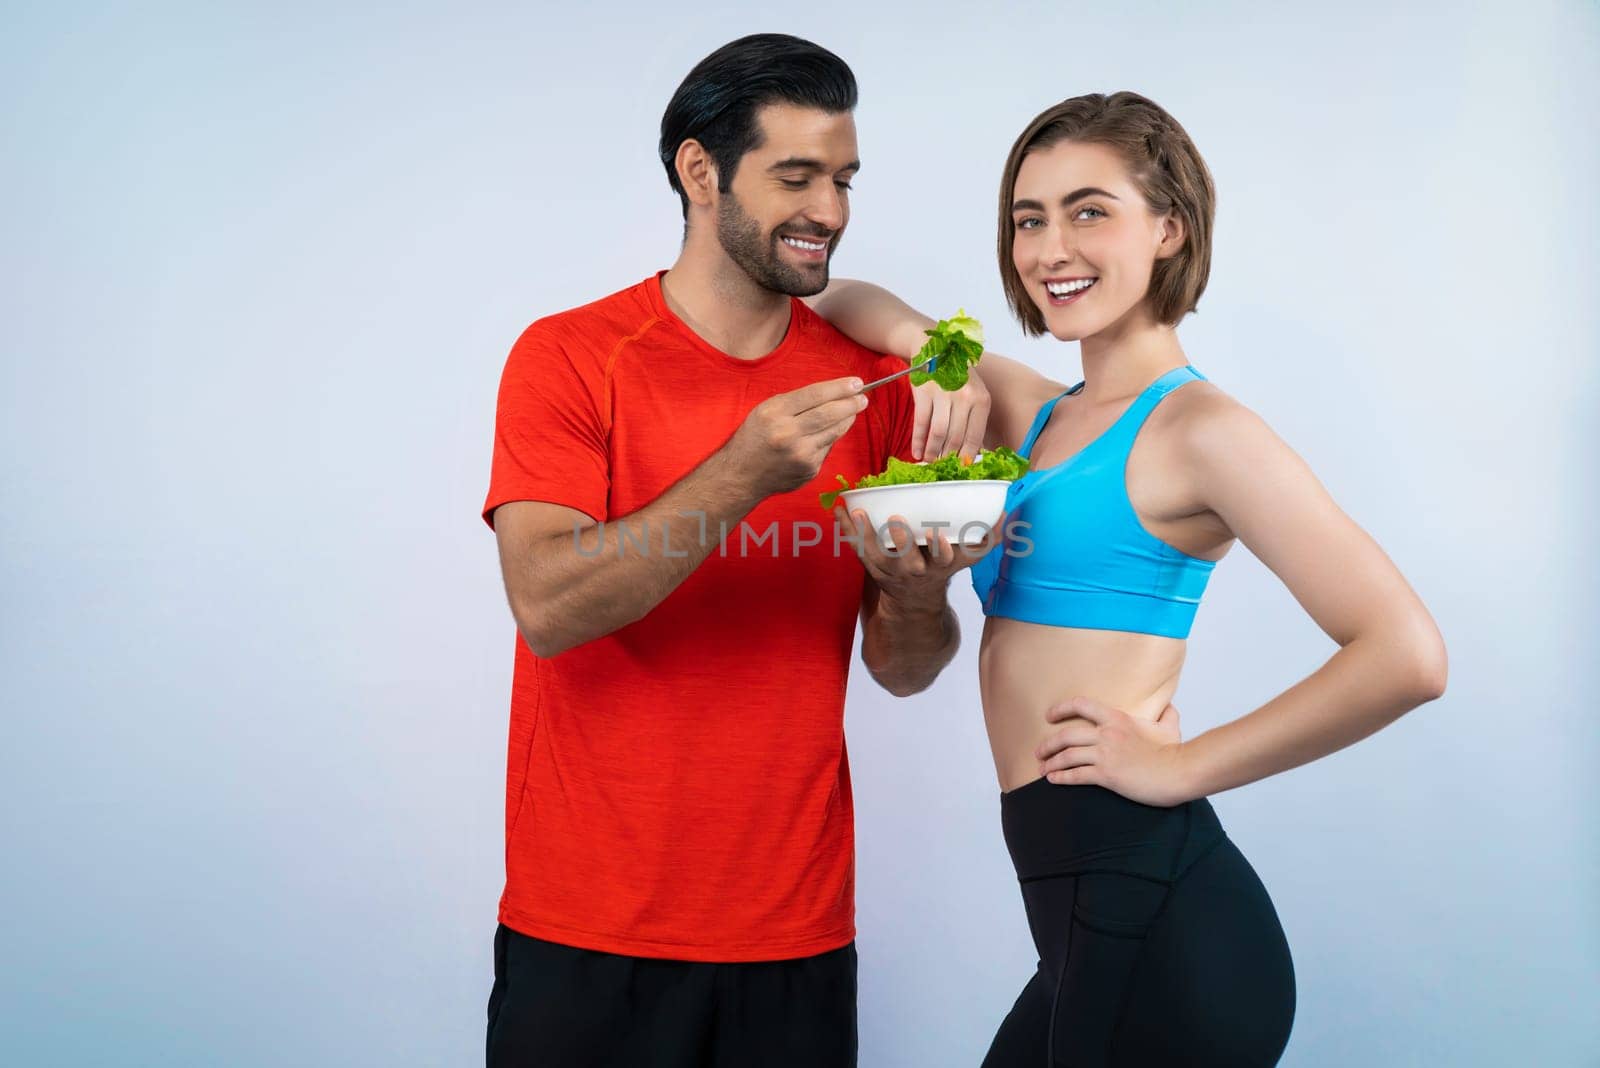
left=981, top=779, right=1296, bottom=1067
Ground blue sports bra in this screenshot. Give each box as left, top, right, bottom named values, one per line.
left=970, top=364, right=1216, bottom=639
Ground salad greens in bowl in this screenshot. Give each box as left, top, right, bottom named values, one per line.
left=821, top=447, right=1029, bottom=548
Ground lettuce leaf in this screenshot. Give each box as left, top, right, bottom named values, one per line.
left=819, top=446, right=1029, bottom=509
left=908, top=308, right=985, bottom=391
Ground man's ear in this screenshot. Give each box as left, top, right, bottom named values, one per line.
left=1155, top=212, right=1186, bottom=260
left=675, top=139, right=718, bottom=208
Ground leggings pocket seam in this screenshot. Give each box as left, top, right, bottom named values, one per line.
left=1069, top=909, right=1157, bottom=939
left=1102, top=884, right=1180, bottom=1062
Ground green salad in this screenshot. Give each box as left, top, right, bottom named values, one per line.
left=910, top=308, right=985, bottom=391
left=820, top=446, right=1030, bottom=510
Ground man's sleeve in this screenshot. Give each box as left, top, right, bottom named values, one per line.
left=482, top=321, right=609, bottom=529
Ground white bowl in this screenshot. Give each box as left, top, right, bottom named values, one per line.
left=837, top=479, right=1011, bottom=548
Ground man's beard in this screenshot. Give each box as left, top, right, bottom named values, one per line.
left=716, top=192, right=835, bottom=297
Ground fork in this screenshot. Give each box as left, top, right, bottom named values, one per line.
left=859, top=356, right=936, bottom=394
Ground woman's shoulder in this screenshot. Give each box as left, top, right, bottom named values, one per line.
left=1163, top=375, right=1256, bottom=433
left=1158, top=375, right=1291, bottom=474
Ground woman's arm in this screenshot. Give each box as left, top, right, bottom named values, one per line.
left=1178, top=397, right=1446, bottom=797
left=1037, top=394, right=1448, bottom=804
left=804, top=278, right=935, bottom=362
left=806, top=279, right=1068, bottom=453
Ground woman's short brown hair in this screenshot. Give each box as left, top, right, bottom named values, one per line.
left=997, top=91, right=1216, bottom=334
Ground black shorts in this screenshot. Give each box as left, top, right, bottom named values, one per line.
left=486, top=924, right=858, bottom=1067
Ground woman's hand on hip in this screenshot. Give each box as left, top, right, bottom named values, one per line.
left=1035, top=696, right=1199, bottom=807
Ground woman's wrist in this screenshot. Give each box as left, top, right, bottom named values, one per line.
left=1173, top=731, right=1224, bottom=802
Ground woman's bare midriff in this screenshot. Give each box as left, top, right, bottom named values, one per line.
left=978, top=614, right=1187, bottom=792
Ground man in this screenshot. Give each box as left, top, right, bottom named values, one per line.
left=481, top=34, right=990, bottom=1067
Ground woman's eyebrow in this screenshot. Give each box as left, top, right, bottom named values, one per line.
left=1012, top=187, right=1121, bottom=213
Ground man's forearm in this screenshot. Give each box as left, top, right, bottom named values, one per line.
left=861, top=585, right=960, bottom=697
left=515, top=450, right=765, bottom=656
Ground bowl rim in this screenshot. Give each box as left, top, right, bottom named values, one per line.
left=836, top=478, right=1017, bottom=499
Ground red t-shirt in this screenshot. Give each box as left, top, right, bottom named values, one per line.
left=482, top=272, right=916, bottom=961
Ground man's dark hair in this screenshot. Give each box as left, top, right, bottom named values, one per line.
left=659, top=34, right=857, bottom=219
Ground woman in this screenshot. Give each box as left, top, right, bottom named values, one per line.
left=810, top=92, right=1447, bottom=1066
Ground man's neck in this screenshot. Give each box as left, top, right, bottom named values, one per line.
left=659, top=247, right=793, bottom=361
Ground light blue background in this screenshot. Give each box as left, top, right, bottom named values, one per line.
left=3, top=1, right=1596, bottom=1065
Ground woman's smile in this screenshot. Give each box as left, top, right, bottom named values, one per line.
left=1043, top=276, right=1098, bottom=306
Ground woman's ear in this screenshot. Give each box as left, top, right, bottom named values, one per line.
left=1155, top=212, right=1186, bottom=260
left=675, top=139, right=718, bottom=209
